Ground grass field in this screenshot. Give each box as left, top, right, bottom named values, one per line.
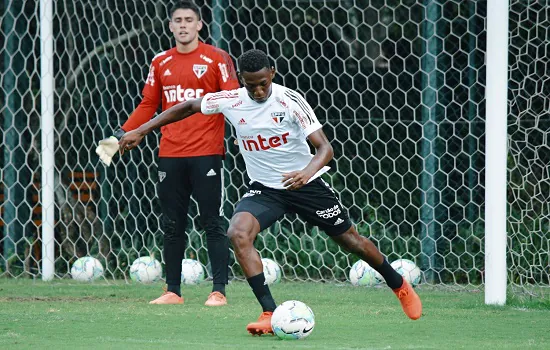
left=1, top=279, right=549, bottom=349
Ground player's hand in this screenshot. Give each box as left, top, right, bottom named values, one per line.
left=95, top=136, right=120, bottom=167
left=118, top=129, right=145, bottom=155
left=282, top=170, right=314, bottom=190
left=95, top=129, right=125, bottom=166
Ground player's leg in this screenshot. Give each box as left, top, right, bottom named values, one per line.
left=329, top=226, right=403, bottom=289
left=331, top=226, right=422, bottom=320
left=289, top=178, right=422, bottom=319
left=150, top=157, right=191, bottom=304
left=188, top=155, right=230, bottom=305
left=228, top=185, right=287, bottom=335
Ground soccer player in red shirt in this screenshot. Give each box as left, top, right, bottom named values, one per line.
left=96, top=1, right=239, bottom=306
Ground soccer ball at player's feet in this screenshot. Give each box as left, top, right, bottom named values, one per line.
left=71, top=256, right=104, bottom=282
left=261, top=258, right=282, bottom=285
left=391, top=259, right=422, bottom=287
left=271, top=300, right=315, bottom=340
left=180, top=259, right=205, bottom=285
left=349, top=260, right=383, bottom=286
left=130, top=256, right=162, bottom=283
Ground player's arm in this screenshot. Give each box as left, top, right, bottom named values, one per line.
left=118, top=98, right=203, bottom=154
left=282, top=129, right=334, bottom=190
left=95, top=61, right=161, bottom=166
left=216, top=50, right=240, bottom=90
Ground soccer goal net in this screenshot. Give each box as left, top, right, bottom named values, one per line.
left=0, top=0, right=548, bottom=292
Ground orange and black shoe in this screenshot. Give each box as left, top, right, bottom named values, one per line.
left=246, top=311, right=274, bottom=336
left=393, top=279, right=422, bottom=320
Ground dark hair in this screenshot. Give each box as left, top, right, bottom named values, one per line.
left=170, top=1, right=201, bottom=20
left=238, top=49, right=271, bottom=73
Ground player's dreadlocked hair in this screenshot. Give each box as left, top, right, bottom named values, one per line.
left=238, top=49, right=271, bottom=73
left=170, top=1, right=201, bottom=20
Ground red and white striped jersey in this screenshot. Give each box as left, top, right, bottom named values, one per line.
left=201, top=83, right=329, bottom=189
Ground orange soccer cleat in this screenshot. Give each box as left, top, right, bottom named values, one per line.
left=204, top=291, right=227, bottom=306
left=149, top=290, right=184, bottom=305
left=393, top=279, right=422, bottom=320
left=246, top=311, right=274, bottom=336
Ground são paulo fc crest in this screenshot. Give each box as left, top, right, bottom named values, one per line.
left=158, top=171, right=166, bottom=182
left=193, top=64, right=208, bottom=79
left=271, top=111, right=285, bottom=123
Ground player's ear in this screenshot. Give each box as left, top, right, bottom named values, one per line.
left=270, top=67, right=276, bottom=79
left=197, top=20, right=203, bottom=31
left=238, top=72, right=244, bottom=85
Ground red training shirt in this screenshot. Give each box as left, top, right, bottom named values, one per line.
left=122, top=42, right=240, bottom=157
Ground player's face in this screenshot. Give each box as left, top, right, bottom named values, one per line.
left=169, top=9, right=203, bottom=46
left=240, top=67, right=276, bottom=103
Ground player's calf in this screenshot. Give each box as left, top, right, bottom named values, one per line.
left=331, top=226, right=422, bottom=319
left=331, top=227, right=404, bottom=288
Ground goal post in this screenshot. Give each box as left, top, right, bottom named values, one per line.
left=484, top=0, right=509, bottom=305
left=40, top=0, right=56, bottom=282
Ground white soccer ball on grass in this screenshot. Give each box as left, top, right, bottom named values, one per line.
left=130, top=256, right=162, bottom=283
left=180, top=258, right=205, bottom=285
left=262, top=258, right=282, bottom=284
left=391, top=258, right=422, bottom=287
left=71, top=256, right=104, bottom=281
left=271, top=300, right=315, bottom=340
left=349, top=260, right=383, bottom=286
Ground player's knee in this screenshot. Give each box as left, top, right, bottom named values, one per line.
left=201, top=216, right=225, bottom=237
left=334, top=227, right=362, bottom=253
left=227, top=225, right=252, bottom=249
left=161, top=215, right=178, bottom=240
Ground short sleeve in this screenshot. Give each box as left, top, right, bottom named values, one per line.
left=200, top=90, right=240, bottom=115
left=284, top=89, right=323, bottom=137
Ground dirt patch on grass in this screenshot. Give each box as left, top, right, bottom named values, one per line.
left=0, top=296, right=139, bottom=302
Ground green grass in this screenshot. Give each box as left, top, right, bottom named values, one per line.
left=0, top=280, right=549, bottom=349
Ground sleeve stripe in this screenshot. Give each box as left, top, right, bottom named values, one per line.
left=207, top=91, right=239, bottom=101
left=284, top=90, right=315, bottom=124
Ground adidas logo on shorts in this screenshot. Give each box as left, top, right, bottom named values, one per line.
left=333, top=218, right=344, bottom=225
left=206, top=169, right=217, bottom=177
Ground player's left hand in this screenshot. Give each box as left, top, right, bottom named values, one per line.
left=118, top=130, right=145, bottom=155
left=282, top=170, right=313, bottom=190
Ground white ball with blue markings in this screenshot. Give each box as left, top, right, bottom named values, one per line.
left=262, top=258, right=282, bottom=284
left=271, top=300, right=315, bottom=340
left=71, top=256, right=104, bottom=282
left=349, top=260, right=383, bottom=286
left=180, top=259, right=205, bottom=285
left=391, top=258, right=421, bottom=287
left=130, top=256, right=162, bottom=283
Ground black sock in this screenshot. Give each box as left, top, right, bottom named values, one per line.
left=373, top=259, right=404, bottom=289
left=247, top=273, right=277, bottom=312
left=167, top=284, right=181, bottom=297
left=213, top=283, right=226, bottom=296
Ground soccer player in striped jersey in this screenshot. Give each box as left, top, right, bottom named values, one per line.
left=119, top=49, right=422, bottom=334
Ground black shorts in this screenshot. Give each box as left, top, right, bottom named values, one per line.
left=233, top=178, right=352, bottom=236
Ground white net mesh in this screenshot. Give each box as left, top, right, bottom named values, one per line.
left=507, top=1, right=549, bottom=290
left=0, top=0, right=548, bottom=291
